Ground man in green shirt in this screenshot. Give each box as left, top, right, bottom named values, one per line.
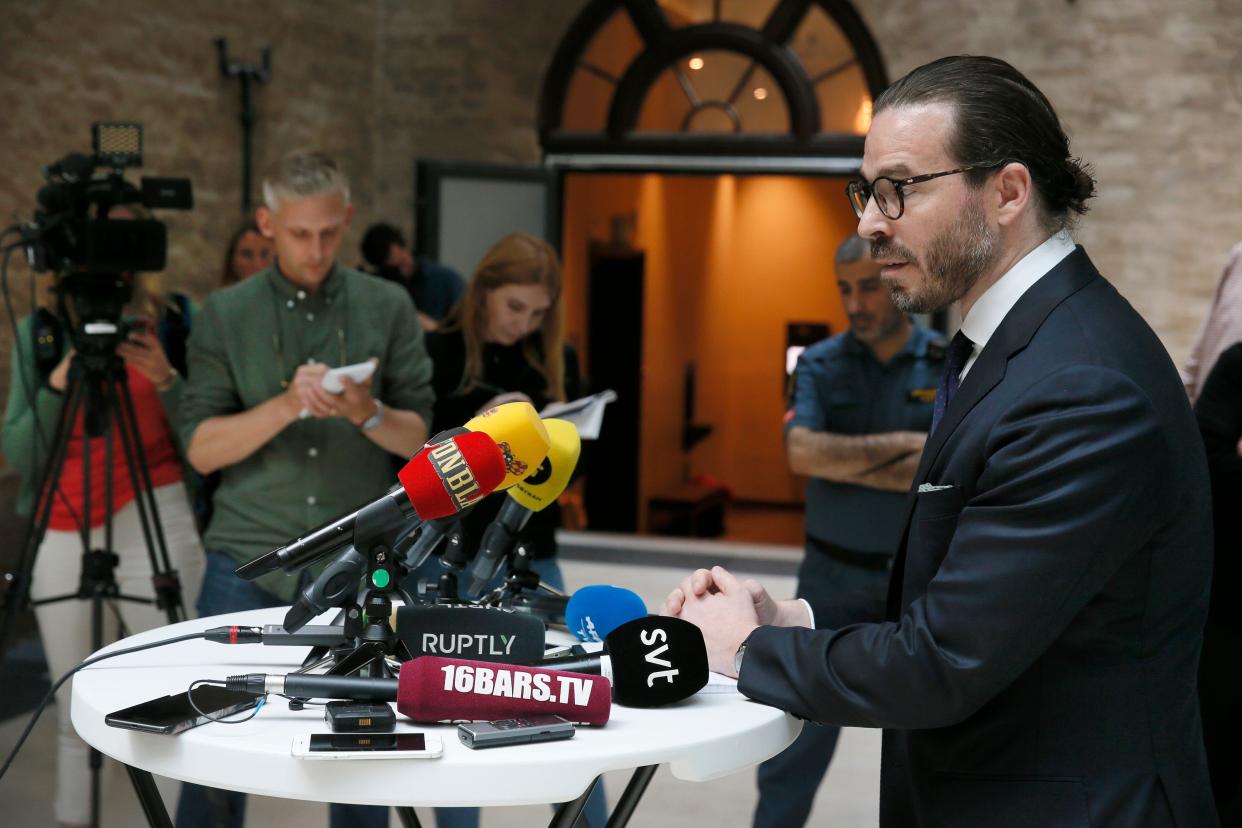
left=176, top=150, right=433, bottom=828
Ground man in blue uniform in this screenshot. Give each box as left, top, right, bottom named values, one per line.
left=755, top=234, right=943, bottom=827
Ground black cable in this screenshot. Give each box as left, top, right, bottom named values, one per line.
left=0, top=630, right=206, bottom=782
left=185, top=679, right=267, bottom=724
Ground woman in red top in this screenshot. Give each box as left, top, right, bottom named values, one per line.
left=2, top=254, right=205, bottom=828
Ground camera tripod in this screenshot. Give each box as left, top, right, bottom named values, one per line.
left=0, top=346, right=185, bottom=828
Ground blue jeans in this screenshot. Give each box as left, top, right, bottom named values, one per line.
left=175, top=551, right=390, bottom=828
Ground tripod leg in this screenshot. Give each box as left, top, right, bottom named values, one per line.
left=90, top=564, right=108, bottom=828
left=0, top=375, right=84, bottom=655
left=81, top=380, right=95, bottom=555
left=109, top=374, right=184, bottom=623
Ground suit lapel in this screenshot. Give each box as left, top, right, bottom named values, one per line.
left=886, top=248, right=1100, bottom=615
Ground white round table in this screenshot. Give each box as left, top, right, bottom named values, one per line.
left=71, top=608, right=800, bottom=826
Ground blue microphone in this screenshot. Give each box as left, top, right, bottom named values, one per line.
left=566, top=585, right=648, bottom=643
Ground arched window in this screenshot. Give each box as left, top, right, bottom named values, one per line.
left=540, top=0, right=888, bottom=167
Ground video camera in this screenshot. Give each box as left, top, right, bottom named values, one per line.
left=22, top=122, right=193, bottom=354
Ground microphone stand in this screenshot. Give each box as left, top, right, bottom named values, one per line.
left=479, top=541, right=570, bottom=629
left=276, top=495, right=424, bottom=709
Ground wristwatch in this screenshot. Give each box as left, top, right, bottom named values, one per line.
left=733, top=639, right=749, bottom=676
left=361, top=399, right=385, bottom=432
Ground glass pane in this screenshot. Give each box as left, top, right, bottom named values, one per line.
left=563, top=69, right=616, bottom=131
left=637, top=50, right=789, bottom=134
left=658, top=0, right=780, bottom=28
left=788, top=4, right=855, bottom=82
left=561, top=9, right=643, bottom=131
left=720, top=0, right=781, bottom=30
left=731, top=66, right=790, bottom=133
left=581, top=9, right=644, bottom=81
left=815, top=64, right=871, bottom=135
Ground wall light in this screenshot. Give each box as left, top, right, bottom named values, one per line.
left=753, top=87, right=768, bottom=101
left=688, top=56, right=704, bottom=70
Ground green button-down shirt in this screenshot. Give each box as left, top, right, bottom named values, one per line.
left=180, top=263, right=435, bottom=600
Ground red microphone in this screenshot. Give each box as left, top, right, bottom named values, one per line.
left=399, top=431, right=506, bottom=519
left=227, top=656, right=611, bottom=726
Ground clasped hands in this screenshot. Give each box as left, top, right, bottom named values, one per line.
left=662, top=566, right=811, bottom=678
left=286, top=358, right=379, bottom=427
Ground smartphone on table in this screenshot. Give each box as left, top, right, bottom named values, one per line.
left=105, top=686, right=262, bottom=735
left=291, top=732, right=444, bottom=760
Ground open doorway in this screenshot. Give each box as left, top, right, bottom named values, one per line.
left=561, top=171, right=860, bottom=543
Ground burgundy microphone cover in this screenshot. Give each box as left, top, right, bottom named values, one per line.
left=398, top=432, right=505, bottom=520
left=397, top=656, right=611, bottom=726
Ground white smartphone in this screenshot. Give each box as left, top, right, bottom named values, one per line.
left=291, top=732, right=444, bottom=760
left=321, top=361, right=376, bottom=394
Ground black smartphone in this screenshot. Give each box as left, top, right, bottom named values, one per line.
left=292, top=732, right=443, bottom=759
left=105, top=686, right=261, bottom=735
left=458, top=715, right=576, bottom=749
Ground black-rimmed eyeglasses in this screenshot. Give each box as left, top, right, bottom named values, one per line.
left=845, top=166, right=988, bottom=220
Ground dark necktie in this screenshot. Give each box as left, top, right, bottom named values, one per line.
left=931, top=330, right=975, bottom=434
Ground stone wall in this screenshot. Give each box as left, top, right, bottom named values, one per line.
left=1, top=0, right=1240, bottom=523
left=0, top=0, right=585, bottom=563
left=855, top=0, right=1242, bottom=363
left=0, top=0, right=584, bottom=356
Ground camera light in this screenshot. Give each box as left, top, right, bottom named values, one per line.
left=93, top=122, right=143, bottom=168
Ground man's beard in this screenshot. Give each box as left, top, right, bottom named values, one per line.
left=873, top=199, right=1000, bottom=314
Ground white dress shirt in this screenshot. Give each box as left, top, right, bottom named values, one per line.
left=958, top=230, right=1076, bottom=380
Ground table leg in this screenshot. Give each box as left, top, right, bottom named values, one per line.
left=605, top=765, right=658, bottom=828
left=549, top=775, right=600, bottom=828
left=125, top=764, right=173, bottom=828
left=395, top=806, right=424, bottom=827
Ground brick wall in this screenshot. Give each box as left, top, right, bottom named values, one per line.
left=0, top=0, right=585, bottom=559
left=854, top=0, right=1242, bottom=362
left=1, top=0, right=1240, bottom=531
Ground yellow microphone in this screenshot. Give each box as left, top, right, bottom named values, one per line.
left=463, top=402, right=551, bottom=490
left=465, top=419, right=581, bottom=597
left=507, top=419, right=581, bottom=512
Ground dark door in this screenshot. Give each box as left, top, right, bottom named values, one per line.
left=583, top=240, right=644, bottom=532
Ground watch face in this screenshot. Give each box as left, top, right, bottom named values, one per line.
left=733, top=643, right=747, bottom=675
left=362, top=400, right=384, bottom=431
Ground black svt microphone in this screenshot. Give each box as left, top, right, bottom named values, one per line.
left=395, top=605, right=546, bottom=664
left=526, top=615, right=709, bottom=707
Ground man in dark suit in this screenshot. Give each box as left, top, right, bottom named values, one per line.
left=664, top=55, right=1216, bottom=827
